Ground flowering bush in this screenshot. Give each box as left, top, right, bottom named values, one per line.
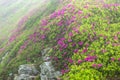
left=0, top=0, right=120, bottom=80
left=62, top=65, right=105, bottom=80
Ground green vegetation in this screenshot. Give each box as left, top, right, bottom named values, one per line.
left=0, top=0, right=120, bottom=80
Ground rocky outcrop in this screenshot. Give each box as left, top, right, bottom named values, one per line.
left=14, top=64, right=39, bottom=80
left=14, top=48, right=62, bottom=80
left=18, top=64, right=38, bottom=75
left=40, top=48, right=62, bottom=80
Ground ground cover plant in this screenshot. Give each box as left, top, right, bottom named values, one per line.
left=0, top=0, right=120, bottom=80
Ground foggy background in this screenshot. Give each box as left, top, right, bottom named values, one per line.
left=0, top=0, right=45, bottom=39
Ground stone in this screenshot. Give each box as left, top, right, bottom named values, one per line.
left=14, top=64, right=39, bottom=80
left=40, top=48, right=62, bottom=80
left=14, top=74, right=37, bottom=80
left=18, top=64, right=38, bottom=75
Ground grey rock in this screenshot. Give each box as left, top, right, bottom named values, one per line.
left=40, top=48, right=62, bottom=80
left=18, top=64, right=38, bottom=75
left=14, top=74, right=37, bottom=80
left=14, top=48, right=62, bottom=80
left=41, top=48, right=51, bottom=56
left=14, top=74, right=29, bottom=80
left=14, top=64, right=38, bottom=80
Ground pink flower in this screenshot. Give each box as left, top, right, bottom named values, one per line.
left=57, top=40, right=65, bottom=47
left=41, top=35, right=46, bottom=39
left=61, top=69, right=65, bottom=74
left=20, top=45, right=26, bottom=49
left=72, top=27, right=79, bottom=33
left=77, top=10, right=83, bottom=14
left=117, top=32, right=120, bottom=35
left=64, top=63, right=68, bottom=67
left=92, top=64, right=97, bottom=68
left=71, top=16, right=76, bottom=20
left=59, top=48, right=63, bottom=51
left=82, top=29, right=87, bottom=32
left=111, top=57, right=115, bottom=61
left=85, top=55, right=97, bottom=62
left=68, top=38, right=72, bottom=42
left=57, top=38, right=67, bottom=49
left=63, top=44, right=68, bottom=49
left=61, top=9, right=65, bottom=15
left=65, top=69, right=69, bottom=73
left=101, top=49, right=107, bottom=53
left=84, top=5, right=89, bottom=8
left=57, top=78, right=61, bottom=80
left=78, top=41, right=83, bottom=46
left=72, top=43, right=76, bottom=47
left=67, top=3, right=73, bottom=8
left=98, top=64, right=103, bottom=68
left=57, top=20, right=63, bottom=26
left=18, top=16, right=28, bottom=27
left=61, top=69, right=69, bottom=75
left=68, top=32, right=73, bottom=37
left=0, top=48, right=4, bottom=51
left=104, top=36, right=107, bottom=39
left=82, top=48, right=87, bottom=53
left=114, top=35, right=118, bottom=41
left=9, top=36, right=16, bottom=42
left=64, top=52, right=67, bottom=55
left=62, top=52, right=67, bottom=56
left=78, top=60, right=82, bottom=64
left=92, top=64, right=103, bottom=68
left=54, top=57, right=58, bottom=61
left=41, top=19, right=48, bottom=26
left=57, top=9, right=65, bottom=16
left=106, top=41, right=110, bottom=44
left=118, top=58, right=120, bottom=61
left=60, top=37, right=66, bottom=41
left=68, top=58, right=73, bottom=64
left=74, top=49, right=78, bottom=53
left=85, top=43, right=89, bottom=47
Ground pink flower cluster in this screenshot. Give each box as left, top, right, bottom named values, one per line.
left=78, top=59, right=83, bottom=64
left=41, top=19, right=48, bottom=26
left=18, top=16, right=28, bottom=27
left=9, top=35, right=16, bottom=42
left=50, top=8, right=66, bottom=19
left=92, top=64, right=103, bottom=68
left=103, top=3, right=120, bottom=8
left=85, top=55, right=97, bottom=62
left=57, top=20, right=64, bottom=26
left=57, top=38, right=68, bottom=50
left=61, top=69, right=69, bottom=75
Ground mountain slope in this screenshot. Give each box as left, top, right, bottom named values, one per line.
left=0, top=0, right=120, bottom=80
left=0, top=0, right=47, bottom=52
left=0, top=0, right=66, bottom=79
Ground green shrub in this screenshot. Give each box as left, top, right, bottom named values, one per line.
left=62, top=65, right=105, bottom=80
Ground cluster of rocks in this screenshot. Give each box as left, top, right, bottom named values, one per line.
left=14, top=64, right=38, bottom=80
left=40, top=48, right=62, bottom=80
left=14, top=48, right=62, bottom=80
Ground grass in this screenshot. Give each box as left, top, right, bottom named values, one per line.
left=0, top=0, right=120, bottom=80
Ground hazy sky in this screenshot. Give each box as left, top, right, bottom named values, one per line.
left=0, top=0, right=45, bottom=38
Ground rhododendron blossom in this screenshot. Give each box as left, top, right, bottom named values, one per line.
left=78, top=41, right=83, bottom=46
left=78, top=60, right=82, bottom=64
left=85, top=55, right=97, bottom=62
left=74, top=49, right=78, bottom=53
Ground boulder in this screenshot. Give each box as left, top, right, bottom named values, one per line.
left=40, top=48, right=62, bottom=80
left=14, top=64, right=39, bottom=80
left=18, top=64, right=38, bottom=75
left=14, top=74, right=37, bottom=80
